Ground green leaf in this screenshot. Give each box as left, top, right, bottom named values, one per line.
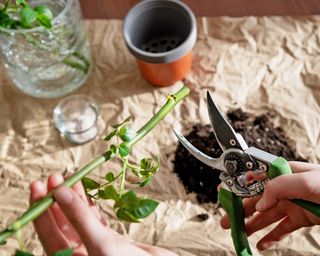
left=34, top=6, right=53, bottom=29
left=53, top=248, right=73, bottom=256
left=132, top=199, right=159, bottom=219
left=116, top=208, right=139, bottom=222
left=140, top=157, right=159, bottom=177
left=98, top=185, right=119, bottom=200
left=119, top=143, right=130, bottom=157
left=0, top=239, right=6, bottom=245
left=104, top=129, right=117, bottom=141
left=109, top=144, right=117, bottom=154
left=118, top=126, right=135, bottom=142
left=20, top=6, right=37, bottom=28
left=114, top=190, right=138, bottom=209
left=111, top=116, right=131, bottom=129
left=105, top=172, right=115, bottom=182
left=15, top=251, right=33, bottom=256
left=139, top=177, right=152, bottom=187
left=130, top=167, right=141, bottom=178
left=16, top=0, right=28, bottom=7
left=0, top=9, right=18, bottom=29
left=114, top=191, right=158, bottom=222
left=81, top=177, right=100, bottom=190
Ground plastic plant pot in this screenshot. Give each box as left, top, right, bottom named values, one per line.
left=123, top=0, right=197, bottom=87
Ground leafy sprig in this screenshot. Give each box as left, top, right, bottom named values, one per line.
left=82, top=117, right=160, bottom=222
left=0, top=0, right=53, bottom=29
left=0, top=1, right=91, bottom=74
left=0, top=85, right=190, bottom=250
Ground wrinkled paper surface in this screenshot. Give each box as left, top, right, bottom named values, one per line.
left=0, top=17, right=320, bottom=255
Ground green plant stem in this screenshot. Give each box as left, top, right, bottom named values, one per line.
left=0, top=85, right=190, bottom=245
left=119, top=158, right=128, bottom=196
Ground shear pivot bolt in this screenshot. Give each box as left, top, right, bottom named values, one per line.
left=225, top=160, right=237, bottom=175
left=246, top=162, right=253, bottom=169
left=229, top=139, right=236, bottom=146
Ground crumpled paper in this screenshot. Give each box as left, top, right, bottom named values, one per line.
left=0, top=16, right=320, bottom=256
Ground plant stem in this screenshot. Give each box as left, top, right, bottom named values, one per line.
left=0, top=85, right=190, bottom=245
left=119, top=158, right=128, bottom=196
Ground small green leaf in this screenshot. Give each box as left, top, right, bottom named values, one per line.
left=114, top=191, right=158, bottom=222
left=16, top=0, right=28, bottom=6
left=15, top=251, right=33, bottom=256
left=104, top=130, right=117, bottom=141
left=118, top=126, right=135, bottom=142
left=140, top=157, right=159, bottom=177
left=132, top=199, right=159, bottom=219
left=116, top=208, right=139, bottom=222
left=105, top=172, right=115, bottom=182
left=111, top=116, right=131, bottom=129
left=119, top=143, right=130, bottom=157
left=114, top=190, right=138, bottom=209
left=81, top=177, right=100, bottom=190
left=139, top=177, right=152, bottom=187
left=130, top=167, right=141, bottom=178
left=53, top=248, right=73, bottom=256
left=0, top=239, right=6, bottom=245
left=98, top=185, right=119, bottom=200
left=0, top=9, right=18, bottom=28
left=20, top=6, right=37, bottom=28
left=34, top=6, right=53, bottom=29
left=109, top=144, right=117, bottom=154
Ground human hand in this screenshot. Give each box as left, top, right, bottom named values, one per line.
left=220, top=161, right=320, bottom=251
left=30, top=174, right=177, bottom=256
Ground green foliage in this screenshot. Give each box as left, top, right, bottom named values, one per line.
left=53, top=248, right=73, bottom=256
left=119, top=143, right=130, bottom=157
left=81, top=177, right=100, bottom=190
left=98, top=185, right=119, bottom=200
left=15, top=245, right=73, bottom=255
left=114, top=191, right=159, bottom=222
left=82, top=117, right=160, bottom=222
left=0, top=0, right=53, bottom=29
left=34, top=6, right=53, bottom=29
left=105, top=172, right=115, bottom=182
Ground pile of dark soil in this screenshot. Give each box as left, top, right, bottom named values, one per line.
left=173, top=109, right=306, bottom=204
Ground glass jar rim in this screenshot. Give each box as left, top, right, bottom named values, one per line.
left=53, top=94, right=100, bottom=135
left=0, top=0, right=74, bottom=34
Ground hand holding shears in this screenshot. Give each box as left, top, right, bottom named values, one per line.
left=174, top=92, right=320, bottom=256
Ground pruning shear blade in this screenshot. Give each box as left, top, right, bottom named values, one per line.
left=173, top=129, right=225, bottom=171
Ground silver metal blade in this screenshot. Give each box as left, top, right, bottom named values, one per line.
left=245, top=147, right=277, bottom=164
left=207, top=91, right=248, bottom=151
left=173, top=129, right=225, bottom=171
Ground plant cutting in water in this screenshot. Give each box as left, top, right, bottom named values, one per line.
left=0, top=0, right=90, bottom=73
left=0, top=85, right=190, bottom=255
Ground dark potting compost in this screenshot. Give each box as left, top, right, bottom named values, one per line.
left=173, top=109, right=307, bottom=204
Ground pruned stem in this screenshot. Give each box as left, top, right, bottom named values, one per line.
left=0, top=85, right=190, bottom=245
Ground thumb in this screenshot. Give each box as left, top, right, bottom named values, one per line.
left=54, top=186, right=110, bottom=248
left=255, top=172, right=317, bottom=211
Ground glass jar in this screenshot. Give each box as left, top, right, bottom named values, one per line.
left=0, top=0, right=92, bottom=98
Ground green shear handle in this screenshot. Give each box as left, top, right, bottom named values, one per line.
left=269, top=157, right=320, bottom=217
left=219, top=157, right=320, bottom=256
left=218, top=188, right=252, bottom=256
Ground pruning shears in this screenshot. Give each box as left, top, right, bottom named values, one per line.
left=173, top=92, right=320, bottom=256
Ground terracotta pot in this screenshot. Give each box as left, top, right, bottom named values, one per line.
left=123, top=0, right=197, bottom=87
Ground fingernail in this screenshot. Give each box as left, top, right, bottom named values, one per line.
left=54, top=186, right=73, bottom=206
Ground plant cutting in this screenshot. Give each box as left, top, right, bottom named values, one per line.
left=0, top=0, right=92, bottom=98
left=0, top=85, right=190, bottom=254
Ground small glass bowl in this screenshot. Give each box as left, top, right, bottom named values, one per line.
left=53, top=95, right=100, bottom=144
